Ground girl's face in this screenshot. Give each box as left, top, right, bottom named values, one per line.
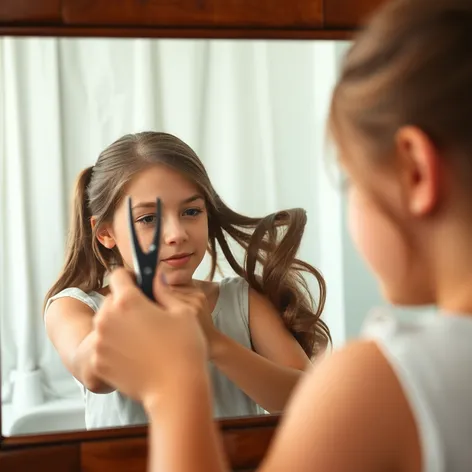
left=98, top=164, right=209, bottom=286
left=341, top=128, right=439, bottom=306
left=346, top=178, right=414, bottom=304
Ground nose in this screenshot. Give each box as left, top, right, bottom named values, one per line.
left=162, top=215, right=188, bottom=246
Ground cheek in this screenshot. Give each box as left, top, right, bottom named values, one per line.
left=193, top=219, right=209, bottom=253
left=112, top=231, right=133, bottom=269
left=348, top=189, right=371, bottom=257
left=348, top=190, right=408, bottom=291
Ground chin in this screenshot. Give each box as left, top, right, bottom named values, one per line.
left=164, top=269, right=194, bottom=286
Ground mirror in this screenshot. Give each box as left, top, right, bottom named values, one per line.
left=1, top=36, right=371, bottom=438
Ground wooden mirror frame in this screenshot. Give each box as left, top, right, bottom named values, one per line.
left=0, top=1, right=387, bottom=470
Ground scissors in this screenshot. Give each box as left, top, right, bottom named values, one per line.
left=127, top=196, right=162, bottom=301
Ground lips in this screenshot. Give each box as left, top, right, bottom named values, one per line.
left=162, top=253, right=193, bottom=268
left=163, top=253, right=193, bottom=261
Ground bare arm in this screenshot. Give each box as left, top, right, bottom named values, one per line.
left=145, top=366, right=229, bottom=472
left=210, top=288, right=312, bottom=412
left=258, top=341, right=420, bottom=472
left=90, top=268, right=420, bottom=472
left=146, top=340, right=420, bottom=472
left=45, top=297, right=114, bottom=394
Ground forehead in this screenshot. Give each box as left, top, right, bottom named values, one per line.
left=126, top=164, right=200, bottom=202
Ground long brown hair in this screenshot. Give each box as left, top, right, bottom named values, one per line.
left=44, top=132, right=330, bottom=358
left=329, top=0, right=472, bottom=180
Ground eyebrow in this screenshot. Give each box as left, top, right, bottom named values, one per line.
left=131, top=194, right=205, bottom=211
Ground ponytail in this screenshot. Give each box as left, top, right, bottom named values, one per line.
left=43, top=166, right=106, bottom=313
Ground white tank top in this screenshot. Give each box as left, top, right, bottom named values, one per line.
left=361, top=308, right=472, bottom=472
left=45, top=277, right=266, bottom=429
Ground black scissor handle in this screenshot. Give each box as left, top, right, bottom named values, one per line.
left=127, top=196, right=162, bottom=301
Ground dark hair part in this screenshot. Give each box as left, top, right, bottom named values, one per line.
left=44, top=132, right=331, bottom=358
left=329, top=0, right=472, bottom=179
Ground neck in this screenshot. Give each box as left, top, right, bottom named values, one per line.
left=430, top=219, right=472, bottom=314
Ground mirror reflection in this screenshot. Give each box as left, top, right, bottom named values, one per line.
left=1, top=36, right=368, bottom=437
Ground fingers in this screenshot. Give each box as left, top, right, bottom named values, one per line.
left=168, top=284, right=198, bottom=295
left=108, top=268, right=152, bottom=314
left=153, top=274, right=198, bottom=297
left=94, top=269, right=142, bottom=338
left=153, top=273, right=178, bottom=308
left=153, top=278, right=202, bottom=316
left=108, top=268, right=137, bottom=297
left=106, top=268, right=204, bottom=315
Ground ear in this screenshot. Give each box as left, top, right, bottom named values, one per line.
left=394, top=126, right=440, bottom=216
left=90, top=216, right=116, bottom=249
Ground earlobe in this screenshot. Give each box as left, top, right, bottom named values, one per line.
left=395, top=126, right=440, bottom=216
left=91, top=216, right=116, bottom=249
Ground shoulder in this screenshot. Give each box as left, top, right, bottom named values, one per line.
left=44, top=288, right=103, bottom=345
left=243, top=283, right=284, bottom=326
left=211, top=276, right=282, bottom=324
left=217, top=276, right=248, bottom=291
left=325, top=341, right=420, bottom=469
left=44, top=287, right=103, bottom=321
left=359, top=307, right=470, bottom=373
left=360, top=308, right=472, bottom=469
left=247, top=286, right=275, bottom=313
left=217, top=277, right=274, bottom=312
left=266, top=339, right=420, bottom=471
left=213, top=276, right=250, bottom=308
left=216, top=277, right=266, bottom=302
left=215, top=277, right=282, bottom=323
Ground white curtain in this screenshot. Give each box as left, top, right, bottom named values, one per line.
left=0, top=37, right=350, bottom=415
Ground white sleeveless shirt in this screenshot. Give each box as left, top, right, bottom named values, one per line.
left=361, top=308, right=472, bottom=472
left=45, top=277, right=266, bottom=429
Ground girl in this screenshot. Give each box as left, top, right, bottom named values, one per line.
left=43, top=131, right=330, bottom=429
left=90, top=0, right=472, bottom=470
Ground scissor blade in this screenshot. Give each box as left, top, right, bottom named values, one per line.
left=150, top=197, right=162, bottom=253
left=127, top=196, right=143, bottom=285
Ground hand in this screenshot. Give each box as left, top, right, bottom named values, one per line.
left=91, top=269, right=207, bottom=407
left=167, top=283, right=221, bottom=357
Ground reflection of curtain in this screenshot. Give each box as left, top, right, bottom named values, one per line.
left=0, top=37, right=350, bottom=414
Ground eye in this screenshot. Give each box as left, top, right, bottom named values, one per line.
left=183, top=208, right=203, bottom=218
left=136, top=214, right=157, bottom=226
